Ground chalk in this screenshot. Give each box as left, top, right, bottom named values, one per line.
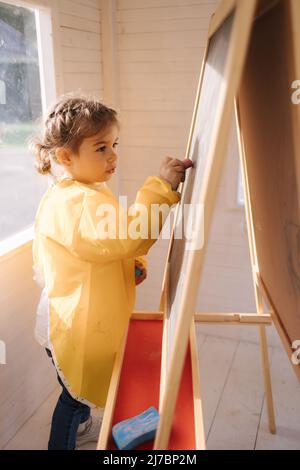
left=112, top=407, right=160, bottom=450
left=183, top=158, right=194, bottom=169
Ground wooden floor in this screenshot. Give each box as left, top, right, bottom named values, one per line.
left=3, top=328, right=300, bottom=450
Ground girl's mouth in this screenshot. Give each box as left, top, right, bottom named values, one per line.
left=106, top=168, right=116, bottom=174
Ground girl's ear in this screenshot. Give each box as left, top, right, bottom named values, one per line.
left=55, top=147, right=73, bottom=166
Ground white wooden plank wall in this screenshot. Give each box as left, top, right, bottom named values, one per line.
left=116, top=0, right=217, bottom=311
left=114, top=0, right=256, bottom=324
left=0, top=248, right=57, bottom=448
left=57, top=0, right=103, bottom=97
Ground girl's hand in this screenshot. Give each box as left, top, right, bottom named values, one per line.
left=135, top=260, right=147, bottom=285
left=159, top=157, right=193, bottom=191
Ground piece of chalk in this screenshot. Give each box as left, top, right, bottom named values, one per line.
left=135, top=267, right=142, bottom=277
left=112, top=407, right=160, bottom=451
left=183, top=158, right=193, bottom=169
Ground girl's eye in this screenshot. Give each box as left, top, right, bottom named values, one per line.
left=96, top=143, right=119, bottom=152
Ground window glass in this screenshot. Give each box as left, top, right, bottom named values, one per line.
left=0, top=1, right=47, bottom=241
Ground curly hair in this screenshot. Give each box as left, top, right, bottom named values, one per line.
left=29, top=94, right=119, bottom=175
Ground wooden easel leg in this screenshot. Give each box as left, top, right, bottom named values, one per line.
left=190, top=321, right=206, bottom=450
left=255, top=282, right=276, bottom=434
left=258, top=325, right=276, bottom=434
left=235, top=102, right=276, bottom=435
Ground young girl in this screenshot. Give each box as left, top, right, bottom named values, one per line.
left=31, top=95, right=187, bottom=450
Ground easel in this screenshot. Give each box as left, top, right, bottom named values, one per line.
left=97, top=0, right=300, bottom=450
left=154, top=0, right=275, bottom=450
left=155, top=77, right=276, bottom=455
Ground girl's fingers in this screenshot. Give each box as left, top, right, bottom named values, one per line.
left=169, top=160, right=186, bottom=168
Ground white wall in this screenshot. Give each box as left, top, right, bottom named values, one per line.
left=115, top=0, right=215, bottom=310
left=57, top=0, right=103, bottom=97
left=0, top=247, right=56, bottom=448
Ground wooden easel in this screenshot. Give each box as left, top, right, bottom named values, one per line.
left=153, top=0, right=275, bottom=450
left=155, top=81, right=276, bottom=454
left=155, top=0, right=300, bottom=449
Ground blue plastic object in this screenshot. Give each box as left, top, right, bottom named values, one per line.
left=112, top=407, right=160, bottom=450
left=135, top=267, right=142, bottom=277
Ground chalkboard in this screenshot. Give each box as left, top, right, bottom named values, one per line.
left=156, top=0, right=257, bottom=449
left=237, top=0, right=300, bottom=380
left=165, top=12, right=234, bottom=366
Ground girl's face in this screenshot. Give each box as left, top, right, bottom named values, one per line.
left=64, top=124, right=119, bottom=184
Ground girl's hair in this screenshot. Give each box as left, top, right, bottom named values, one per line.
left=29, top=95, right=119, bottom=175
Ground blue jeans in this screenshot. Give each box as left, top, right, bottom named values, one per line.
left=45, top=348, right=91, bottom=450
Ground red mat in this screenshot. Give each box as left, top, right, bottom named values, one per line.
left=107, top=319, right=196, bottom=450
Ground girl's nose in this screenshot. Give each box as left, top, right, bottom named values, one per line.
left=108, top=151, right=117, bottom=163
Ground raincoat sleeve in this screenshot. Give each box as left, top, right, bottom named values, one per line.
left=71, top=176, right=180, bottom=263
left=135, top=255, right=147, bottom=271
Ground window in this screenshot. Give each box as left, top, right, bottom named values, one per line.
left=0, top=0, right=56, bottom=247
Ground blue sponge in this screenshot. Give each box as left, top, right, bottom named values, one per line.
left=112, top=407, right=160, bottom=450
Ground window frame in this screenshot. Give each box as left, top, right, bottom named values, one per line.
left=0, top=0, right=57, bottom=259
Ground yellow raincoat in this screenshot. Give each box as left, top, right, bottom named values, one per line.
left=33, top=176, right=180, bottom=408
